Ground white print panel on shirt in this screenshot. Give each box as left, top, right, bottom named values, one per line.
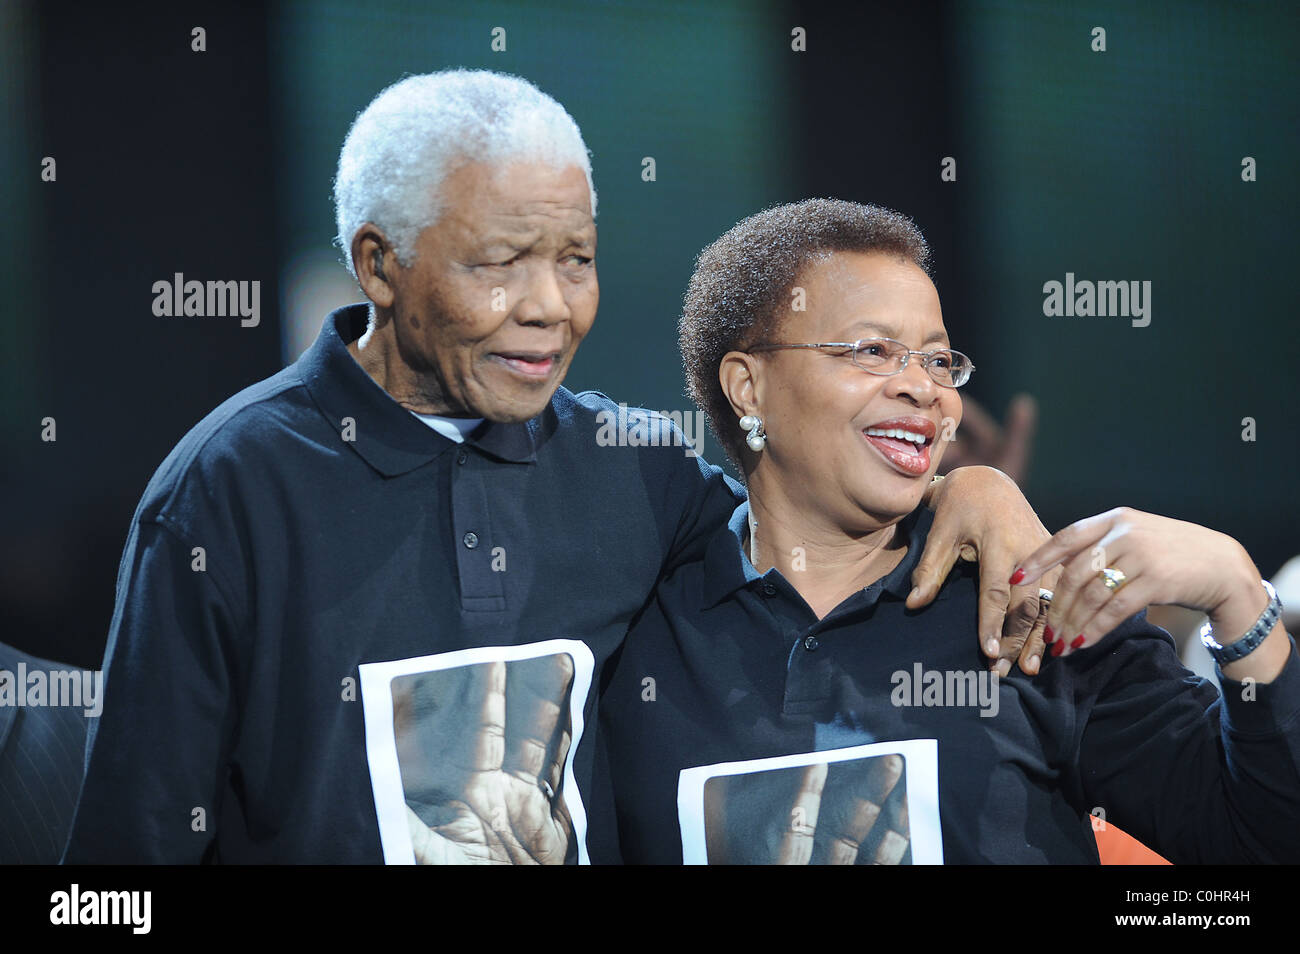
left=677, top=738, right=942, bottom=865
left=360, top=639, right=594, bottom=864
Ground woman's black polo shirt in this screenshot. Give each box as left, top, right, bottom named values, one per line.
left=598, top=501, right=1300, bottom=864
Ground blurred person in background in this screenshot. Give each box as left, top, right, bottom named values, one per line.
left=0, top=642, right=92, bottom=864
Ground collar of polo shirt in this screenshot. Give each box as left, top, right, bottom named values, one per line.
left=300, top=305, right=557, bottom=476
left=699, top=500, right=932, bottom=610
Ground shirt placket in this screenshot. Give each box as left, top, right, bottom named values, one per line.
left=772, top=581, right=884, bottom=717
left=450, top=447, right=507, bottom=614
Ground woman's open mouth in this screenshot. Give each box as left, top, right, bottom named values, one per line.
left=863, top=422, right=934, bottom=477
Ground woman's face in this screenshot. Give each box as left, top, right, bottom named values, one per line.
left=744, top=250, right=962, bottom=531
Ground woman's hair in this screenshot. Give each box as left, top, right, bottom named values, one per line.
left=333, top=70, right=596, bottom=276
left=680, top=198, right=933, bottom=470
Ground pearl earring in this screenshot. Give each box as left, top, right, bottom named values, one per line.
left=739, top=414, right=766, bottom=452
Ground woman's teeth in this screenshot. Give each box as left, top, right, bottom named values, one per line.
left=864, top=426, right=927, bottom=447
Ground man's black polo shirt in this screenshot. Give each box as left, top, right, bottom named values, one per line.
left=63, top=304, right=739, bottom=863
left=599, top=501, right=1300, bottom=864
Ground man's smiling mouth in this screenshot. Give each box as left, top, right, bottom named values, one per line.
left=490, top=351, right=560, bottom=378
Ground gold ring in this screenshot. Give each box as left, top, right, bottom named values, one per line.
left=1100, top=567, right=1128, bottom=592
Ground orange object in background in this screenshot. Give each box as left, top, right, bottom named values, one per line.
left=1093, top=817, right=1171, bottom=865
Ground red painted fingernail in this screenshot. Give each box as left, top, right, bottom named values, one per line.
left=1043, top=625, right=1055, bottom=644
left=1051, top=640, right=1065, bottom=657
left=1008, top=567, right=1026, bottom=585
left=1071, top=634, right=1085, bottom=649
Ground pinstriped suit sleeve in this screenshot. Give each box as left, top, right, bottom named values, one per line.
left=0, top=647, right=91, bottom=865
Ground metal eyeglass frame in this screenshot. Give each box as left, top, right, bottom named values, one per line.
left=747, top=338, right=975, bottom=388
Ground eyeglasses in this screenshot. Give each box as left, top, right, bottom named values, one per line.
left=748, top=338, right=975, bottom=388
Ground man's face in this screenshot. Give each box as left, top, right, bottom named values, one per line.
left=386, top=160, right=598, bottom=422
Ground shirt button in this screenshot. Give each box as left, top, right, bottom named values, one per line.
left=462, top=532, right=479, bottom=549
left=803, top=635, right=820, bottom=651
left=456, top=450, right=468, bottom=465
left=762, top=581, right=777, bottom=597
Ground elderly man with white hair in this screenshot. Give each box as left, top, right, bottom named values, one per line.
left=63, top=70, right=1052, bottom=864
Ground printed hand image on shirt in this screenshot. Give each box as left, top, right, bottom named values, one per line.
left=391, top=654, right=577, bottom=864
left=701, top=754, right=910, bottom=865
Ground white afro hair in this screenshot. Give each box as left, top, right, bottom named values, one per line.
left=333, top=70, right=597, bottom=276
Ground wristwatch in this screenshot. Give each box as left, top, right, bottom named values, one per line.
left=1199, top=579, right=1282, bottom=665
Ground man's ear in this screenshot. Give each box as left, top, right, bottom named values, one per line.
left=719, top=350, right=763, bottom=421
left=351, top=225, right=398, bottom=310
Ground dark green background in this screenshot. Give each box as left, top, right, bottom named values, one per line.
left=3, top=0, right=1296, bottom=665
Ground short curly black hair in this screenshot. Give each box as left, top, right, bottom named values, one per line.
left=680, top=198, right=933, bottom=472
